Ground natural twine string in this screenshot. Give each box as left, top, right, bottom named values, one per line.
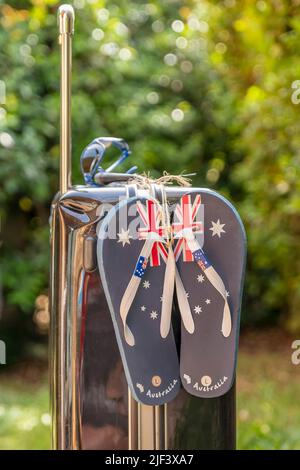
left=128, top=171, right=195, bottom=242
left=128, top=171, right=193, bottom=189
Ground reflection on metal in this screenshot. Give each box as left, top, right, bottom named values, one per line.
left=58, top=4, right=74, bottom=194
left=52, top=4, right=76, bottom=449
left=128, top=391, right=138, bottom=450
left=50, top=4, right=236, bottom=451
left=137, top=404, right=166, bottom=450
left=138, top=403, right=154, bottom=450
left=50, top=185, right=236, bottom=450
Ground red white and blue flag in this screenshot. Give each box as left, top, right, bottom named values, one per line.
left=172, top=194, right=203, bottom=262
left=134, top=255, right=149, bottom=278
left=137, top=200, right=168, bottom=267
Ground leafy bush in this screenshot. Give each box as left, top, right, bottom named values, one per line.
left=1, top=0, right=299, bottom=342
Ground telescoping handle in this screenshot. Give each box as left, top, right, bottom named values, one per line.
left=58, top=5, right=75, bottom=194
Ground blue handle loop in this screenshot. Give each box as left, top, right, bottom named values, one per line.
left=80, top=137, right=136, bottom=185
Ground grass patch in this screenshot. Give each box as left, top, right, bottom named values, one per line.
left=0, top=330, right=299, bottom=449
left=237, top=330, right=300, bottom=449
left=0, top=365, right=50, bottom=450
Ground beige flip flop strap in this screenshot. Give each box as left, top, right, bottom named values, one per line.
left=160, top=244, right=175, bottom=338
left=154, top=184, right=195, bottom=337
left=160, top=245, right=195, bottom=337
left=152, top=184, right=176, bottom=340
left=183, top=231, right=232, bottom=338
left=120, top=237, right=156, bottom=346
left=204, top=266, right=231, bottom=337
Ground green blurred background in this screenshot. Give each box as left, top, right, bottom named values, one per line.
left=1, top=0, right=300, bottom=450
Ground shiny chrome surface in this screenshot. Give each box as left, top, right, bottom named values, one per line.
left=58, top=4, right=75, bottom=36
left=50, top=186, right=236, bottom=449
left=59, top=4, right=73, bottom=194
left=128, top=391, right=138, bottom=450
left=137, top=404, right=166, bottom=450
left=52, top=6, right=75, bottom=448
left=53, top=4, right=235, bottom=450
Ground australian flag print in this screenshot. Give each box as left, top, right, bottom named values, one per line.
left=134, top=255, right=148, bottom=278
left=193, top=249, right=211, bottom=272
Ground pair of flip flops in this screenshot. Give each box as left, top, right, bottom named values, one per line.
left=98, top=190, right=246, bottom=405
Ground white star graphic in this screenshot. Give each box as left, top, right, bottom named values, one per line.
left=194, top=305, right=202, bottom=314
left=186, top=292, right=189, bottom=298
left=197, top=274, right=205, bottom=283
left=117, top=228, right=132, bottom=246
left=209, top=219, right=226, bottom=238
left=205, top=299, right=211, bottom=304
left=143, top=280, right=151, bottom=289
left=225, top=290, right=230, bottom=298
left=150, top=310, right=158, bottom=320
left=141, top=305, right=146, bottom=312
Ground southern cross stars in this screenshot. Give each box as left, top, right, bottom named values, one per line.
left=209, top=219, right=226, bottom=238
left=205, top=299, right=211, bottom=304
left=143, top=280, right=150, bottom=289
left=141, top=305, right=146, bottom=312
left=194, top=305, right=202, bottom=314
left=197, top=274, right=205, bottom=283
left=150, top=310, right=158, bottom=320
left=117, top=228, right=132, bottom=246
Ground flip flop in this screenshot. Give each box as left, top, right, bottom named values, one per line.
left=97, top=195, right=180, bottom=405
left=173, top=191, right=246, bottom=398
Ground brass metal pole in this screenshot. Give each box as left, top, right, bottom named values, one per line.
left=58, top=4, right=74, bottom=194
left=128, top=391, right=139, bottom=450
left=53, top=4, right=74, bottom=450
left=136, top=403, right=167, bottom=450
left=55, top=5, right=167, bottom=450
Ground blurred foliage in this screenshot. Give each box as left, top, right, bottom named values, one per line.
left=0, top=0, right=300, bottom=338
left=207, top=0, right=300, bottom=332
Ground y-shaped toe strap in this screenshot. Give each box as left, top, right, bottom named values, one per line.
left=180, top=228, right=232, bottom=337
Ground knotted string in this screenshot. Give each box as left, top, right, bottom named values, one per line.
left=128, top=171, right=193, bottom=189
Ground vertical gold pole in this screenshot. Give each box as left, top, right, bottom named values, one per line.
left=164, top=403, right=168, bottom=449
left=54, top=5, right=74, bottom=449
left=128, top=391, right=139, bottom=450
left=138, top=403, right=155, bottom=450
left=58, top=4, right=74, bottom=194
left=136, top=403, right=167, bottom=450
left=155, top=405, right=167, bottom=450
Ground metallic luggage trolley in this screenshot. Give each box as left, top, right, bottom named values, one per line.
left=50, top=5, right=237, bottom=450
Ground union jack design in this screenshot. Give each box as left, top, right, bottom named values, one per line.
left=172, top=194, right=203, bottom=262
left=193, top=249, right=211, bottom=271
left=134, top=255, right=149, bottom=278
left=137, top=200, right=168, bottom=267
